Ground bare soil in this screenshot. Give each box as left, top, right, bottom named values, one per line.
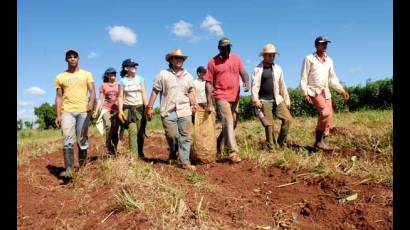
left=17, top=135, right=392, bottom=229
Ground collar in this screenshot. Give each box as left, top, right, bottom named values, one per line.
left=313, top=52, right=327, bottom=60
left=168, top=68, right=186, bottom=76
left=218, top=54, right=230, bottom=60
left=257, top=61, right=275, bottom=68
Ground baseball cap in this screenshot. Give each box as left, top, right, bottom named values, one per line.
left=314, top=36, right=331, bottom=44
left=104, top=67, right=117, bottom=75
left=65, top=49, right=79, bottom=57
left=122, top=58, right=139, bottom=68
left=218, top=37, right=232, bottom=47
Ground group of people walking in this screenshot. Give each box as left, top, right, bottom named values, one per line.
left=54, top=35, right=349, bottom=177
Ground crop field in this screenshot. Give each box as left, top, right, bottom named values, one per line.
left=17, top=109, right=392, bottom=229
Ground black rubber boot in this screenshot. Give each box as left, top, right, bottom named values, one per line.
left=60, top=148, right=74, bottom=177
left=314, top=130, right=332, bottom=151
left=79, top=149, right=87, bottom=167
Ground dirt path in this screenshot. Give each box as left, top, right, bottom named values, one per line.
left=18, top=135, right=392, bottom=229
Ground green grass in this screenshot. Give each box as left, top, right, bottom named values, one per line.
left=185, top=171, right=206, bottom=186
left=235, top=109, right=393, bottom=186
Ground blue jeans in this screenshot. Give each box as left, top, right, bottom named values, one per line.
left=161, top=112, right=193, bottom=165
left=61, top=112, right=90, bottom=150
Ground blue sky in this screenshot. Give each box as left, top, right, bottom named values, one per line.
left=17, top=0, right=392, bottom=122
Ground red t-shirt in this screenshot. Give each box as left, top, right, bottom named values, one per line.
left=204, top=53, right=245, bottom=102
left=99, top=82, right=119, bottom=111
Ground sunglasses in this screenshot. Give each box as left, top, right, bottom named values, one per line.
left=265, top=54, right=276, bottom=57
left=172, top=56, right=184, bottom=61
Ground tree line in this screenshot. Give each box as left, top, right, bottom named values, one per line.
left=18, top=78, right=392, bottom=130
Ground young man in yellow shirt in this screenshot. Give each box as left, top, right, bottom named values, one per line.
left=54, top=49, right=95, bottom=178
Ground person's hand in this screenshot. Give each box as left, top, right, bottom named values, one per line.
left=340, top=91, right=349, bottom=102
left=253, top=100, right=263, bottom=109
left=86, top=102, right=93, bottom=112
left=118, top=111, right=126, bottom=123
left=55, top=116, right=61, bottom=128
left=206, top=104, right=215, bottom=113
left=92, top=111, right=98, bottom=119
left=304, top=95, right=313, bottom=104
left=191, top=104, right=199, bottom=113
left=243, top=82, right=250, bottom=92
left=145, top=106, right=154, bottom=120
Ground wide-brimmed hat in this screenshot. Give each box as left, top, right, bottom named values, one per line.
left=259, top=43, right=279, bottom=56
left=165, top=49, right=188, bottom=62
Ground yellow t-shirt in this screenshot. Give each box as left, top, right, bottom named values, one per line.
left=54, top=69, right=94, bottom=112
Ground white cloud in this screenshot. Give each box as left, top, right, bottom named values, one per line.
left=200, top=15, right=224, bottom=36
left=25, top=87, right=46, bottom=95
left=107, top=26, right=138, bottom=46
left=17, top=108, right=36, bottom=121
left=172, top=20, right=194, bottom=37
left=17, top=101, right=34, bottom=107
left=349, top=67, right=363, bottom=74
left=88, top=52, right=97, bottom=59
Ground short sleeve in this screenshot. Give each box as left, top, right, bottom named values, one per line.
left=237, top=55, right=245, bottom=73
left=87, top=72, right=94, bottom=83
left=54, top=75, right=61, bottom=89
left=204, top=59, right=214, bottom=82
left=153, top=72, right=163, bottom=92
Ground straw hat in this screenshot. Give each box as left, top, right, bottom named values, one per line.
left=259, top=43, right=279, bottom=56
left=165, top=49, right=188, bottom=62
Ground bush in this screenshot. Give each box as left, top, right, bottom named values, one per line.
left=237, top=78, right=392, bottom=119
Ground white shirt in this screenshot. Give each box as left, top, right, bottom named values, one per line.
left=300, top=53, right=345, bottom=99
left=193, top=79, right=207, bottom=104
left=251, top=62, right=290, bottom=106
left=153, top=68, right=194, bottom=118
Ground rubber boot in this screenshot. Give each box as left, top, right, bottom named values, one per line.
left=314, top=130, right=332, bottom=151
left=60, top=148, right=74, bottom=177
left=265, top=126, right=274, bottom=150
left=79, top=149, right=87, bottom=167
left=323, top=135, right=340, bottom=151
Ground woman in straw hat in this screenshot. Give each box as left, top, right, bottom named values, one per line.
left=145, top=49, right=198, bottom=170
left=251, top=43, right=292, bottom=149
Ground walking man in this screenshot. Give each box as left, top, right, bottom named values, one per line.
left=145, top=49, right=198, bottom=170
left=205, top=37, right=250, bottom=163
left=300, top=36, right=349, bottom=150
left=251, top=43, right=292, bottom=149
left=55, top=49, right=95, bottom=177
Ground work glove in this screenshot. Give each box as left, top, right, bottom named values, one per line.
left=118, top=111, right=126, bottom=124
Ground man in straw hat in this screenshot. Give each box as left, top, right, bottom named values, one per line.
left=145, top=49, right=198, bottom=170
left=204, top=37, right=250, bottom=163
left=251, top=43, right=292, bottom=149
left=300, top=35, right=349, bottom=151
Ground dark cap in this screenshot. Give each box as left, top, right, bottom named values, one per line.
left=104, top=67, right=117, bottom=75
left=196, top=66, right=206, bottom=73
left=314, top=35, right=331, bottom=44
left=122, top=58, right=139, bottom=68
left=218, top=37, right=232, bottom=47
left=65, top=49, right=79, bottom=57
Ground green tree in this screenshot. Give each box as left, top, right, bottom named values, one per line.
left=34, top=103, right=57, bottom=129
left=24, top=121, right=33, bottom=129
left=17, top=119, right=23, bottom=130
